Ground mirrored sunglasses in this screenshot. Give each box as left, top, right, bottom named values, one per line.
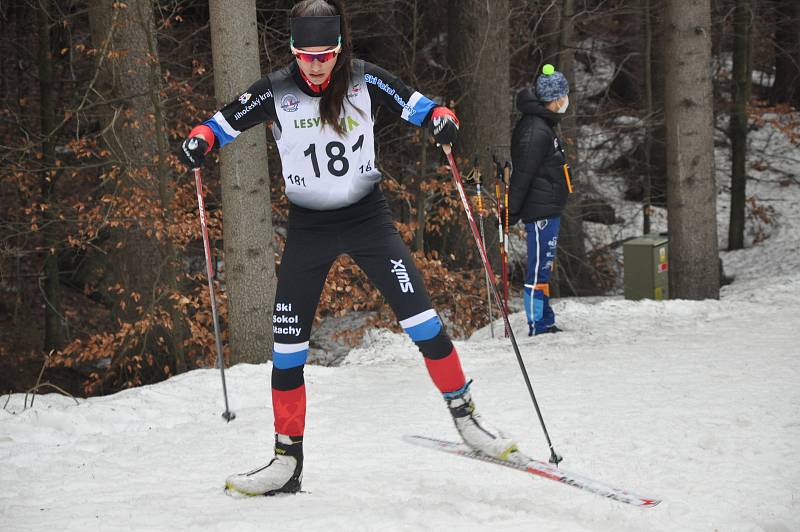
left=291, top=43, right=341, bottom=63
left=289, top=36, right=342, bottom=63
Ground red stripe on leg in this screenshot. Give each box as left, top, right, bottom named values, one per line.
left=272, top=385, right=306, bottom=437
left=424, top=348, right=466, bottom=393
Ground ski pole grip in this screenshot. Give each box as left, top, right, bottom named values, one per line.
left=442, top=144, right=452, bottom=155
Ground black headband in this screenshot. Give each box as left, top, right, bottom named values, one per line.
left=290, top=16, right=341, bottom=48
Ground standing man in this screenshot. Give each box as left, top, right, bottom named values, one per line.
left=508, top=64, right=572, bottom=336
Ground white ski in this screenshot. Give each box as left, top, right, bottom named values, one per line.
left=404, top=435, right=661, bottom=508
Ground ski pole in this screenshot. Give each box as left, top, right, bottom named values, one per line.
left=502, top=162, right=511, bottom=327
left=474, top=159, right=494, bottom=338
left=193, top=167, right=236, bottom=423
left=442, top=145, right=562, bottom=465
left=493, top=158, right=509, bottom=337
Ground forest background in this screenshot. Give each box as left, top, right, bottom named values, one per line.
left=1, top=0, right=798, bottom=398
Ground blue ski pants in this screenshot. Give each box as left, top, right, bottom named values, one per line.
left=524, top=216, right=560, bottom=334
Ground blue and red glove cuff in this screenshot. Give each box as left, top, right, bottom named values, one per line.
left=189, top=124, right=215, bottom=153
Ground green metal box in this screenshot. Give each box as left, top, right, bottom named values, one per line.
left=623, top=234, right=669, bottom=301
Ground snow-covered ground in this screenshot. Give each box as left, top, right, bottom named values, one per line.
left=3, top=141, right=800, bottom=531
left=3, top=245, right=799, bottom=531
left=3, top=76, right=800, bottom=532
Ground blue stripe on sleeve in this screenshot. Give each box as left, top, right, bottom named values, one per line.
left=408, top=96, right=436, bottom=127
left=203, top=118, right=236, bottom=147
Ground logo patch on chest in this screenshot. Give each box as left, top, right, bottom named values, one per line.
left=281, top=94, right=300, bottom=112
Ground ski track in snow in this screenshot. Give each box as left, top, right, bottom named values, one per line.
left=2, top=129, right=800, bottom=532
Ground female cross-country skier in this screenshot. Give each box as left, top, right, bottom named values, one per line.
left=179, top=0, right=520, bottom=496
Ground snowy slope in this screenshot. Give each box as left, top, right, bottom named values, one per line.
left=3, top=133, right=800, bottom=532
left=3, top=253, right=799, bottom=530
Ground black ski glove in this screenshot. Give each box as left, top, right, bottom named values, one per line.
left=179, top=136, right=209, bottom=169
left=429, top=106, right=459, bottom=147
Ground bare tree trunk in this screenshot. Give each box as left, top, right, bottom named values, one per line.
left=770, top=0, right=800, bottom=106
left=649, top=2, right=668, bottom=207
left=37, top=0, right=65, bottom=350
left=209, top=0, right=275, bottom=365
left=447, top=0, right=511, bottom=267
left=88, top=2, right=165, bottom=316
left=88, top=0, right=187, bottom=372
left=128, top=0, right=189, bottom=372
left=728, top=0, right=752, bottom=251
left=447, top=0, right=511, bottom=167
left=664, top=0, right=720, bottom=299
left=536, top=0, right=562, bottom=65
left=553, top=0, right=592, bottom=297
left=410, top=0, right=428, bottom=253
left=643, top=0, right=654, bottom=234
left=609, top=1, right=646, bottom=106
